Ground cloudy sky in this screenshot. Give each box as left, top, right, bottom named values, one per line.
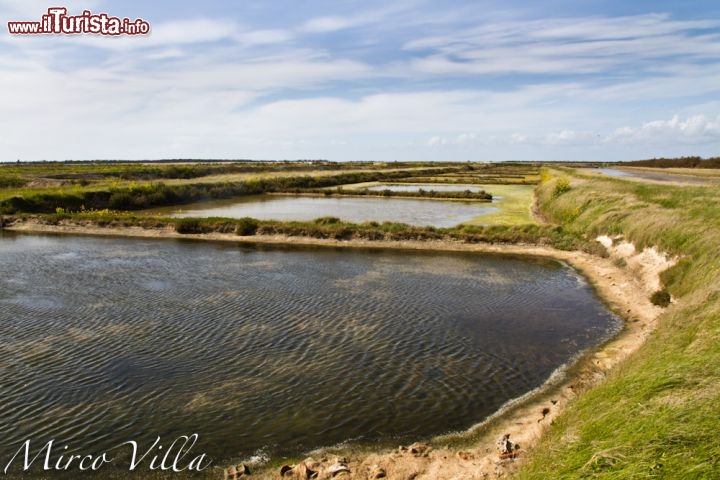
left=2, top=0, right=720, bottom=161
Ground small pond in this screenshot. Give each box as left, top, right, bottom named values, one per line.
left=148, top=194, right=498, bottom=227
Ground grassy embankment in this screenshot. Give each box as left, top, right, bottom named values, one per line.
left=517, top=169, right=720, bottom=479
left=0, top=166, right=462, bottom=214
left=0, top=162, right=568, bottom=249
left=278, top=186, right=493, bottom=201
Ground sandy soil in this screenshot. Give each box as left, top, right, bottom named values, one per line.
left=3, top=220, right=676, bottom=480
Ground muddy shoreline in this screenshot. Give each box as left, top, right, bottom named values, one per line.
left=3, top=219, right=673, bottom=479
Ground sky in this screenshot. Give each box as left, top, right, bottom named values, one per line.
left=2, top=0, right=720, bottom=162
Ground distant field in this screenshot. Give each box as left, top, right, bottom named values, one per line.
left=0, top=161, right=454, bottom=202
left=0, top=162, right=538, bottom=221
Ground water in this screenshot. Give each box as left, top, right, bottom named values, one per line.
left=597, top=168, right=632, bottom=178
left=0, top=234, right=620, bottom=477
left=148, top=195, right=498, bottom=227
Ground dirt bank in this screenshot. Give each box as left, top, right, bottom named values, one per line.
left=4, top=219, right=675, bottom=480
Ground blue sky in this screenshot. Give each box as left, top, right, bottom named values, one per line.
left=2, top=0, right=720, bottom=161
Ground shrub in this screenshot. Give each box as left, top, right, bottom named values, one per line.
left=175, top=218, right=206, bottom=234
left=553, top=178, right=571, bottom=198
left=108, top=191, right=136, bottom=210
left=650, top=290, right=672, bottom=307
left=235, top=217, right=259, bottom=236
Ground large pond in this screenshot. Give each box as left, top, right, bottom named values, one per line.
left=147, top=195, right=498, bottom=227
left=0, top=234, right=620, bottom=478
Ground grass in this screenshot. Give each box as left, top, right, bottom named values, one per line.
left=516, top=168, right=720, bottom=480
left=280, top=186, right=493, bottom=201
left=0, top=167, right=463, bottom=214
left=463, top=184, right=536, bottom=226
left=336, top=181, right=536, bottom=226
left=0, top=162, right=459, bottom=204
left=4, top=209, right=602, bottom=253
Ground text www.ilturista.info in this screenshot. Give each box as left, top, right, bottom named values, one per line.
left=7, top=8, right=150, bottom=35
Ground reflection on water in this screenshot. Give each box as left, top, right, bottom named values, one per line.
left=0, top=234, right=620, bottom=477
left=597, top=168, right=632, bottom=177
left=148, top=194, right=498, bottom=227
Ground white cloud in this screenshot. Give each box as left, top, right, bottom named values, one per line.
left=235, top=29, right=292, bottom=45
left=406, top=14, right=720, bottom=76
left=427, top=133, right=480, bottom=147
left=299, top=3, right=415, bottom=34
left=608, top=115, right=720, bottom=145
left=301, top=16, right=352, bottom=33
left=2, top=4, right=720, bottom=161
left=540, top=115, right=720, bottom=148
left=46, top=18, right=241, bottom=51
left=545, top=130, right=599, bottom=146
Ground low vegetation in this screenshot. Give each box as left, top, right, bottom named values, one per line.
left=0, top=167, right=461, bottom=214
left=518, top=168, right=720, bottom=479
left=620, top=156, right=720, bottom=169
left=3, top=209, right=604, bottom=254
left=650, top=289, right=672, bottom=308
left=0, top=159, right=442, bottom=184
left=285, top=186, right=493, bottom=201
left=391, top=175, right=539, bottom=185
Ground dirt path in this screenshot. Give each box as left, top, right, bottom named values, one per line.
left=3, top=220, right=675, bottom=480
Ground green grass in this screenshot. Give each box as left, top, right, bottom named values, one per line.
left=517, top=168, right=720, bottom=480
left=4, top=209, right=601, bottom=253
left=0, top=167, right=463, bottom=214
left=464, top=184, right=536, bottom=226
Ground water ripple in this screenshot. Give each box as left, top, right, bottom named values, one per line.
left=0, top=234, right=620, bottom=474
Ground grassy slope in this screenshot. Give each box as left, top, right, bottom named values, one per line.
left=518, top=170, right=720, bottom=479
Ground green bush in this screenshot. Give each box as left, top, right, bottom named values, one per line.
left=650, top=289, right=672, bottom=307
left=175, top=218, right=206, bottom=234
left=235, top=217, right=259, bottom=236
left=108, top=191, right=136, bottom=210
